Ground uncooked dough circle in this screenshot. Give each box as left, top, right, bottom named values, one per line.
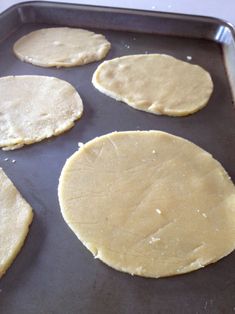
left=0, top=75, right=83, bottom=150
left=0, top=168, right=33, bottom=278
left=13, top=27, right=111, bottom=68
left=59, top=131, right=235, bottom=278
left=92, top=54, right=213, bottom=116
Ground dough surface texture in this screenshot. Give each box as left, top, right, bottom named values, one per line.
left=13, top=27, right=111, bottom=67
left=0, top=75, right=83, bottom=150
left=58, top=131, right=235, bottom=278
left=0, top=168, right=33, bottom=278
left=92, top=54, right=213, bottom=116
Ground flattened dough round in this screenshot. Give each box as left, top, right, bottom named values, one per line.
left=0, top=75, right=83, bottom=150
left=92, top=54, right=213, bottom=116
left=0, top=168, right=33, bottom=278
left=13, top=27, right=111, bottom=68
left=59, top=131, right=235, bottom=278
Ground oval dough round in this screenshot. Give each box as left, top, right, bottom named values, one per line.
left=0, top=168, right=33, bottom=278
left=59, top=131, right=235, bottom=278
left=92, top=54, right=213, bottom=116
left=13, top=27, right=111, bottom=68
left=0, top=75, right=83, bottom=150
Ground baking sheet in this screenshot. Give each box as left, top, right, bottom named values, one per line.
left=0, top=2, right=235, bottom=313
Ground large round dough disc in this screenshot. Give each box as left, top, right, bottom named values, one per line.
left=0, top=75, right=83, bottom=150
left=13, top=27, right=111, bottom=68
left=0, top=168, right=33, bottom=278
left=58, top=131, right=235, bottom=278
left=92, top=54, right=213, bottom=116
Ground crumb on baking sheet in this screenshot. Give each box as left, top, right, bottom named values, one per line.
left=78, top=142, right=84, bottom=148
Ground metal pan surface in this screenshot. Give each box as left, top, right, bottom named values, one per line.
left=0, top=2, right=235, bottom=313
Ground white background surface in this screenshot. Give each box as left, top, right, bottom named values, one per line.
left=0, top=0, right=235, bottom=26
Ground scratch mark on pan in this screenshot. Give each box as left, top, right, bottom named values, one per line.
left=191, top=243, right=206, bottom=254
left=107, top=136, right=119, bottom=156
left=93, top=143, right=104, bottom=163
left=143, top=219, right=176, bottom=241
left=66, top=191, right=107, bottom=201
left=82, top=143, right=104, bottom=164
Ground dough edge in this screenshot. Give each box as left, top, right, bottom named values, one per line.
left=0, top=168, right=33, bottom=278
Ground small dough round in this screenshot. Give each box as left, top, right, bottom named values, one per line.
left=92, top=54, right=213, bottom=116
left=59, top=131, right=235, bottom=278
left=13, top=27, right=111, bottom=68
left=0, top=168, right=33, bottom=278
left=0, top=75, right=83, bottom=150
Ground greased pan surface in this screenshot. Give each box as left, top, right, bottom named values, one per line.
left=0, top=2, right=235, bottom=313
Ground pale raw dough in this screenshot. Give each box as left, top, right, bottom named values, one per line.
left=92, top=54, right=213, bottom=116
left=58, top=131, right=235, bottom=278
left=13, top=27, right=111, bottom=68
left=0, top=168, right=33, bottom=278
left=0, top=76, right=83, bottom=150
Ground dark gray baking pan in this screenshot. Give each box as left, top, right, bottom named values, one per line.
left=0, top=2, right=235, bottom=313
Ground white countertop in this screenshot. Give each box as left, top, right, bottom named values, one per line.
left=0, top=0, right=235, bottom=26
